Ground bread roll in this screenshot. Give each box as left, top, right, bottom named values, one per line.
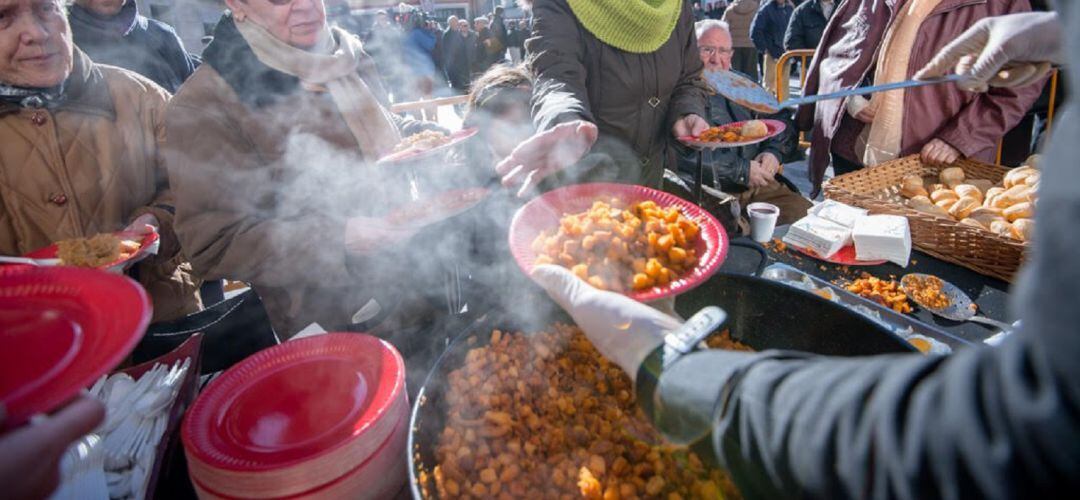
left=740, top=120, right=769, bottom=139
left=969, top=210, right=1005, bottom=229
left=954, top=184, right=984, bottom=203
left=968, top=207, right=1004, bottom=218
left=994, top=185, right=1032, bottom=208
left=901, top=186, right=929, bottom=198
left=940, top=167, right=966, bottom=188
left=1022, top=154, right=1040, bottom=170
left=908, top=196, right=950, bottom=217
left=949, top=196, right=980, bottom=219
left=936, top=198, right=958, bottom=211
left=984, top=187, right=1005, bottom=206
left=1012, top=218, right=1034, bottom=242
left=930, top=189, right=959, bottom=204
left=967, top=179, right=994, bottom=194
left=991, top=220, right=1021, bottom=240
left=1004, top=201, right=1033, bottom=222
left=899, top=175, right=927, bottom=198
left=960, top=218, right=986, bottom=229
left=1004, top=166, right=1037, bottom=189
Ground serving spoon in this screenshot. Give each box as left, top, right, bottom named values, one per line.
left=703, top=70, right=967, bottom=115
left=900, top=273, right=1013, bottom=331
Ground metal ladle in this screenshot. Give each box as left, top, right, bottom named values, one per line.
left=901, top=273, right=1012, bottom=331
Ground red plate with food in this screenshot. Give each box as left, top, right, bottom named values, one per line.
left=376, top=128, right=479, bottom=165
left=22, top=231, right=159, bottom=272
left=679, top=119, right=787, bottom=149
left=794, top=244, right=887, bottom=266
left=509, top=183, right=727, bottom=302
left=0, top=266, right=150, bottom=428
left=386, top=187, right=490, bottom=226
left=182, top=334, right=407, bottom=497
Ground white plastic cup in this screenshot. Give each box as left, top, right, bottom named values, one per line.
left=747, top=202, right=781, bottom=243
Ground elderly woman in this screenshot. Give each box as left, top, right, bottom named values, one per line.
left=164, top=0, right=434, bottom=337
left=0, top=0, right=200, bottom=322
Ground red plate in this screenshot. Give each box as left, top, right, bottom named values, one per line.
left=386, top=187, right=490, bottom=226
left=509, top=183, right=728, bottom=302
left=0, top=267, right=150, bottom=427
left=23, top=231, right=160, bottom=272
left=794, top=244, right=887, bottom=266
left=679, top=119, right=787, bottom=149
left=182, top=333, right=406, bottom=496
left=191, top=413, right=408, bottom=500
left=376, top=128, right=478, bottom=165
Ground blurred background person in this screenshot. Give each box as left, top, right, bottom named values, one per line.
left=402, top=9, right=439, bottom=102
left=722, top=0, right=761, bottom=82
left=68, top=0, right=195, bottom=93
left=364, top=9, right=404, bottom=101
left=440, top=15, right=471, bottom=94
left=490, top=5, right=509, bottom=60
left=751, top=0, right=794, bottom=95
left=0, top=0, right=202, bottom=323
left=506, top=19, right=527, bottom=64
left=797, top=0, right=1044, bottom=196
left=679, top=20, right=811, bottom=225
left=784, top=0, right=834, bottom=52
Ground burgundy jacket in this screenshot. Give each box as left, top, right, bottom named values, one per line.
left=795, top=0, right=1043, bottom=195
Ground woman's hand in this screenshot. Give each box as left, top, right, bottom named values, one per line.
left=920, top=138, right=961, bottom=165
left=495, top=120, right=599, bottom=198
left=123, top=213, right=159, bottom=236
left=673, top=114, right=710, bottom=140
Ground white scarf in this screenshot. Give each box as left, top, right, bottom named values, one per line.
left=235, top=19, right=401, bottom=160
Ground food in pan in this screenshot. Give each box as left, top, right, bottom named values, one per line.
left=532, top=199, right=700, bottom=292
left=56, top=234, right=140, bottom=267
left=845, top=274, right=912, bottom=314
left=901, top=274, right=951, bottom=310
left=429, top=325, right=738, bottom=500
left=393, top=130, right=451, bottom=152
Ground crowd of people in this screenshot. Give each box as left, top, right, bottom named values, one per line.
left=1, top=0, right=1077, bottom=498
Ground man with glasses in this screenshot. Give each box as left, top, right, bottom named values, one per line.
left=677, top=19, right=811, bottom=225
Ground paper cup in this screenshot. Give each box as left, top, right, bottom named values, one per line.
left=747, top=202, right=780, bottom=243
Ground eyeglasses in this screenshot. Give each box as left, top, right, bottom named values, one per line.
left=699, top=46, right=734, bottom=57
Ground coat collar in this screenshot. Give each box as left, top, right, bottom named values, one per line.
left=68, top=0, right=142, bottom=37
left=0, top=48, right=116, bottom=119
left=201, top=13, right=302, bottom=109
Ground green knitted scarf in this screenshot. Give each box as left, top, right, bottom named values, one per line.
left=566, top=0, right=682, bottom=54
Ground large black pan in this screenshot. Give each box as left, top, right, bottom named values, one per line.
left=407, top=267, right=915, bottom=498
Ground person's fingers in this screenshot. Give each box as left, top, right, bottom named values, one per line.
left=531, top=264, right=587, bottom=311
left=516, top=169, right=541, bottom=198
left=967, top=42, right=1011, bottom=87
left=36, top=397, right=104, bottom=456
left=689, top=116, right=710, bottom=136
left=500, top=164, right=528, bottom=188
left=915, top=28, right=987, bottom=80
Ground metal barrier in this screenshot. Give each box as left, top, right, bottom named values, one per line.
left=775, top=50, right=1059, bottom=165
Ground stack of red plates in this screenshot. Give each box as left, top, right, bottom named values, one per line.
left=181, top=334, right=408, bottom=499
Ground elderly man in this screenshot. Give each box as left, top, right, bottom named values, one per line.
left=0, top=0, right=201, bottom=321
left=678, top=19, right=811, bottom=225
left=68, top=0, right=195, bottom=93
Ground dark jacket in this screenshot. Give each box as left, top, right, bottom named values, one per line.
left=751, top=0, right=794, bottom=59
left=676, top=76, right=796, bottom=192
left=526, top=0, right=709, bottom=188
left=165, top=14, right=422, bottom=337
left=68, top=0, right=195, bottom=93
left=794, top=0, right=1042, bottom=195
left=784, top=0, right=832, bottom=51
left=440, top=28, right=471, bottom=89
left=723, top=0, right=761, bottom=48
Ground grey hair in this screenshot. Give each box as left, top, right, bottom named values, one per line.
left=695, top=19, right=730, bottom=39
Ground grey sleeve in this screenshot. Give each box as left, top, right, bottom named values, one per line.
left=655, top=99, right=1080, bottom=497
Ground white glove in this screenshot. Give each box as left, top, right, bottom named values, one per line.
left=915, top=12, right=1062, bottom=92
left=531, top=265, right=681, bottom=381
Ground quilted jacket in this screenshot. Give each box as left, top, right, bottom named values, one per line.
left=0, top=49, right=201, bottom=321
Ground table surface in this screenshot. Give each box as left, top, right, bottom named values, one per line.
left=718, top=225, right=1014, bottom=345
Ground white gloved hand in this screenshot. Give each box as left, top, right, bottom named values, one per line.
left=915, top=12, right=1062, bottom=92
left=532, top=265, right=682, bottom=381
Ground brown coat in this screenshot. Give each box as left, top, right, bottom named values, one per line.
left=164, top=15, right=415, bottom=337
left=0, top=49, right=201, bottom=322
left=796, top=0, right=1042, bottom=195
left=526, top=0, right=709, bottom=188
left=722, top=0, right=762, bottom=48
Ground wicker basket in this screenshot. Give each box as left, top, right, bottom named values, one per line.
left=823, top=155, right=1027, bottom=282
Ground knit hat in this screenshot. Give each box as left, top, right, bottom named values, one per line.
left=566, top=0, right=682, bottom=54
